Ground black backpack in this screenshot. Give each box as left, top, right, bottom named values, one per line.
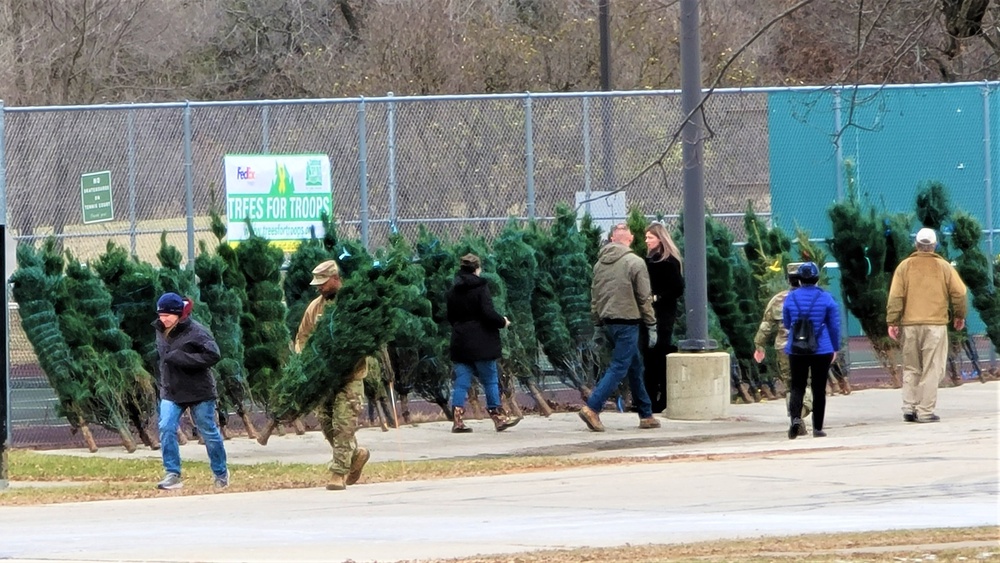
left=790, top=291, right=822, bottom=355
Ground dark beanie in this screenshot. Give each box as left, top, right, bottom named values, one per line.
left=157, top=292, right=185, bottom=315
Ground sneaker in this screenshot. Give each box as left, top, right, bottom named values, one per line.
left=638, top=417, right=661, bottom=429
left=213, top=470, right=230, bottom=490
left=578, top=406, right=605, bottom=432
left=813, top=429, right=827, bottom=438
left=346, top=448, right=370, bottom=486
left=157, top=472, right=183, bottom=490
left=917, top=414, right=941, bottom=423
left=903, top=412, right=918, bottom=423
left=788, top=418, right=804, bottom=440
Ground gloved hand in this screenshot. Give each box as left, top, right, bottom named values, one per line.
left=647, top=325, right=658, bottom=348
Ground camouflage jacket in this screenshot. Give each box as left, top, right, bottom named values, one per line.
left=754, top=289, right=790, bottom=351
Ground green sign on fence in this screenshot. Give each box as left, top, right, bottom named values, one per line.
left=80, top=171, right=114, bottom=224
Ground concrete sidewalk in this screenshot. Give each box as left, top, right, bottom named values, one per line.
left=1, top=384, right=998, bottom=563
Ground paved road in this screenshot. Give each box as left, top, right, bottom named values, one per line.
left=1, top=385, right=997, bottom=563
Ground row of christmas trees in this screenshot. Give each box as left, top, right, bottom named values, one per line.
left=13, top=170, right=997, bottom=450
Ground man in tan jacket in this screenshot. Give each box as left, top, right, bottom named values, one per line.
left=580, top=223, right=659, bottom=432
left=886, top=228, right=967, bottom=423
left=296, top=259, right=371, bottom=490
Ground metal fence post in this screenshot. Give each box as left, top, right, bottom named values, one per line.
left=261, top=105, right=270, bottom=153
left=525, top=94, right=536, bottom=220
left=357, top=98, right=369, bottom=249
left=583, top=96, right=592, bottom=216
left=834, top=86, right=845, bottom=201
left=983, top=83, right=995, bottom=368
left=0, top=100, right=9, bottom=489
left=183, top=102, right=195, bottom=267
left=127, top=107, right=138, bottom=256
left=387, top=93, right=398, bottom=232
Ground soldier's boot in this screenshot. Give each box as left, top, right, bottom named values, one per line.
left=452, top=407, right=473, bottom=434
left=326, top=473, right=346, bottom=491
left=837, top=376, right=851, bottom=395
left=489, top=408, right=519, bottom=432
left=346, top=447, right=370, bottom=486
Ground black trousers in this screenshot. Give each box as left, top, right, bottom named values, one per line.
left=788, top=353, right=833, bottom=430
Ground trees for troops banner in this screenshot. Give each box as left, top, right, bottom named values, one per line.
left=224, top=154, right=333, bottom=250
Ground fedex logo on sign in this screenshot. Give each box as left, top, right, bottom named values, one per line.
left=237, top=166, right=256, bottom=180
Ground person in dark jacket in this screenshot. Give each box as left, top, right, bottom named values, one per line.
left=642, top=222, right=684, bottom=413
left=447, top=253, right=518, bottom=433
left=152, top=292, right=228, bottom=490
left=781, top=262, right=841, bottom=439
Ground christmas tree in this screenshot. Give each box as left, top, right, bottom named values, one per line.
left=524, top=220, right=588, bottom=399
left=194, top=210, right=257, bottom=437
left=951, top=212, right=998, bottom=377
left=827, top=160, right=904, bottom=386
left=411, top=226, right=459, bottom=418
left=235, top=222, right=291, bottom=413
left=493, top=218, right=551, bottom=415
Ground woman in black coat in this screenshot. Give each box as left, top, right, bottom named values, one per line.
left=643, top=222, right=685, bottom=413
left=446, top=253, right=518, bottom=433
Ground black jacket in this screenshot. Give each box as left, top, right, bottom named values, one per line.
left=447, top=271, right=506, bottom=363
left=646, top=254, right=684, bottom=332
left=153, top=317, right=222, bottom=405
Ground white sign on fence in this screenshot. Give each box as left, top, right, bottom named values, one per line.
left=224, top=154, right=333, bottom=250
left=575, top=190, right=628, bottom=237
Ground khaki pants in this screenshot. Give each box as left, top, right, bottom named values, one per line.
left=901, top=325, right=948, bottom=419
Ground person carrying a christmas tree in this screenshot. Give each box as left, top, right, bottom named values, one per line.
left=296, top=259, right=371, bottom=491
left=754, top=262, right=813, bottom=431
left=886, top=228, right=967, bottom=424
left=153, top=292, right=229, bottom=490
left=580, top=223, right=659, bottom=432
left=446, top=253, right=519, bottom=433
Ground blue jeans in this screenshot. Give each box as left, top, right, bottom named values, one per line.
left=451, top=360, right=502, bottom=410
left=587, top=324, right=652, bottom=419
left=158, top=399, right=228, bottom=477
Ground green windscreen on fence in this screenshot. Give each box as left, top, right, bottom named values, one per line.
left=768, top=83, right=998, bottom=336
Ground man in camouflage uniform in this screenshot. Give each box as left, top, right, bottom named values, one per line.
left=295, top=259, right=371, bottom=491
left=753, top=262, right=812, bottom=424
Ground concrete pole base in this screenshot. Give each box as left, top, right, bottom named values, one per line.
left=665, top=351, right=731, bottom=420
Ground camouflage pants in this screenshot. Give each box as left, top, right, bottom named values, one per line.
left=317, top=378, right=364, bottom=476
left=777, top=352, right=812, bottom=417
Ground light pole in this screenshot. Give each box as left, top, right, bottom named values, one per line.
left=598, top=0, right=616, bottom=189
left=678, top=0, right=714, bottom=351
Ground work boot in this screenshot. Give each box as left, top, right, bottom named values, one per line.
left=488, top=408, right=519, bottom=432
left=638, top=417, right=661, bottom=429
left=346, top=447, right=370, bottom=486
left=837, top=376, right=852, bottom=395
left=326, top=474, right=346, bottom=491
left=578, top=405, right=605, bottom=432
left=452, top=407, right=473, bottom=434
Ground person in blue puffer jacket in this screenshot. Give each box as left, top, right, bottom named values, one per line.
left=782, top=262, right=841, bottom=440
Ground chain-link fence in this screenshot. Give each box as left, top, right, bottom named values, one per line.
left=4, top=83, right=996, bottom=448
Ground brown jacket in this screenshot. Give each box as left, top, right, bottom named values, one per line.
left=886, top=251, right=967, bottom=326
left=590, top=242, right=656, bottom=326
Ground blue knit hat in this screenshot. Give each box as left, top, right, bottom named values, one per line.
left=156, top=292, right=185, bottom=315
left=797, top=262, right=820, bottom=283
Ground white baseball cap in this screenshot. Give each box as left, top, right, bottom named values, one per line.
left=916, top=228, right=937, bottom=245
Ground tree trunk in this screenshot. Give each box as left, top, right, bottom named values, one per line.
left=257, top=419, right=280, bottom=446
left=527, top=380, right=552, bottom=417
